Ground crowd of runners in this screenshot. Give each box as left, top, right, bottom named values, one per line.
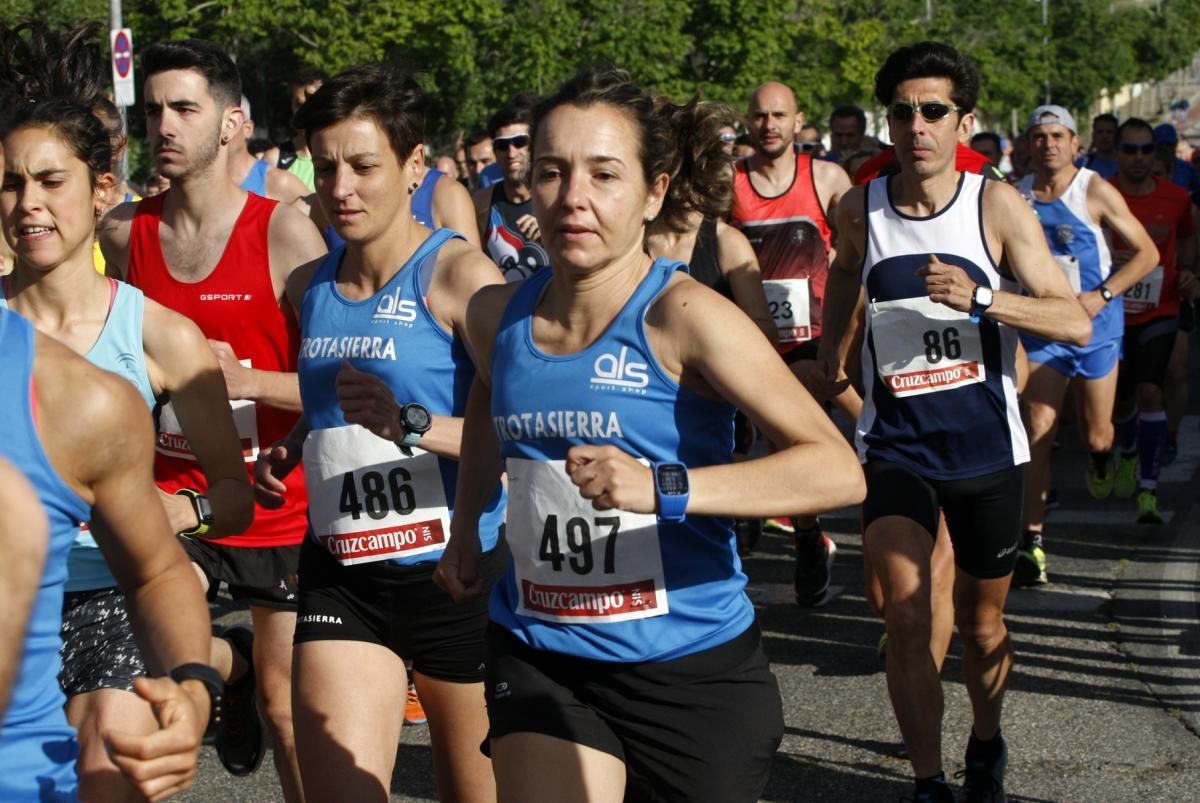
left=0, top=20, right=1196, bottom=803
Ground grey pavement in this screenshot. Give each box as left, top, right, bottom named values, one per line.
left=185, top=418, right=1200, bottom=803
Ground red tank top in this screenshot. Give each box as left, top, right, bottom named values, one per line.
left=127, top=192, right=307, bottom=548
left=1112, top=176, right=1195, bottom=326
left=731, top=155, right=832, bottom=347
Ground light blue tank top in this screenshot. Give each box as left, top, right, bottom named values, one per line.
left=0, top=309, right=90, bottom=800
left=0, top=280, right=154, bottom=593
left=298, top=229, right=505, bottom=566
left=239, top=159, right=270, bottom=197
left=488, top=259, right=753, bottom=663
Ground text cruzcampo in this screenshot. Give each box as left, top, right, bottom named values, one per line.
left=493, top=410, right=625, bottom=442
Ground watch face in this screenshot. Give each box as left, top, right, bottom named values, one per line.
left=402, top=404, right=432, bottom=433
left=656, top=464, right=689, bottom=496
left=975, top=286, right=993, bottom=307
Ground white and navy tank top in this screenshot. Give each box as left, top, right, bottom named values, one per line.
left=1, top=279, right=154, bottom=593
left=858, top=172, right=1029, bottom=480
left=1018, top=167, right=1121, bottom=343
left=298, top=229, right=505, bottom=567
left=489, top=259, right=754, bottom=662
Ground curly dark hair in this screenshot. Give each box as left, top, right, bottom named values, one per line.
left=655, top=96, right=737, bottom=231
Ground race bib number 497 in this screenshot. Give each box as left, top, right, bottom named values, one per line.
left=304, top=425, right=450, bottom=566
left=871, top=296, right=986, bottom=398
left=506, top=457, right=669, bottom=624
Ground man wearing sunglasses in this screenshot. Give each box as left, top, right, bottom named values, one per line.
left=817, top=42, right=1092, bottom=803
left=731, top=81, right=854, bottom=609
left=1015, top=105, right=1158, bottom=588
left=473, top=94, right=549, bottom=282
left=1108, top=117, right=1198, bottom=524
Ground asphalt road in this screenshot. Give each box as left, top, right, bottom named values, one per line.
left=184, top=416, right=1200, bottom=803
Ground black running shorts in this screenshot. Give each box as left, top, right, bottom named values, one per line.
left=782, top=336, right=821, bottom=365
left=293, top=536, right=506, bottom=683
left=862, top=461, right=1024, bottom=580
left=181, top=536, right=301, bottom=610
left=484, top=623, right=784, bottom=803
left=1118, top=315, right=1179, bottom=398
left=59, top=586, right=147, bottom=697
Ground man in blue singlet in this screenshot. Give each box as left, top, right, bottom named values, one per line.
left=231, top=95, right=309, bottom=205
left=1015, top=105, right=1159, bottom=587
left=472, top=93, right=550, bottom=282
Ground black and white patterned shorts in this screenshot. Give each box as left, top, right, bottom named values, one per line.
left=59, top=586, right=147, bottom=697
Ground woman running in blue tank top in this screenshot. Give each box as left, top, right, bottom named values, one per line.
left=436, top=67, right=866, bottom=803
left=254, top=64, right=507, bottom=803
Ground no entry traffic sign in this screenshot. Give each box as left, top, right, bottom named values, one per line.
left=110, top=28, right=135, bottom=107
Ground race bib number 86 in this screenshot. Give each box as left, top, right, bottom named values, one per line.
left=871, top=296, right=986, bottom=398
left=507, top=457, right=669, bottom=624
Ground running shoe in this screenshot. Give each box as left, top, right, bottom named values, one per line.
left=955, top=731, right=1008, bottom=802
left=404, top=681, right=428, bottom=726
left=1136, top=489, right=1163, bottom=525
left=1161, top=437, right=1178, bottom=467
left=902, top=780, right=955, bottom=802
left=1113, top=453, right=1138, bottom=499
left=1086, top=454, right=1114, bottom=500
left=1013, top=533, right=1047, bottom=588
left=794, top=525, right=836, bottom=607
left=216, top=625, right=266, bottom=777
left=764, top=516, right=796, bottom=534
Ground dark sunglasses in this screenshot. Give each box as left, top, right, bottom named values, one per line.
left=798, top=142, right=819, bottom=152
left=1119, top=143, right=1155, bottom=155
left=888, top=101, right=960, bottom=122
left=493, top=134, right=530, bottom=151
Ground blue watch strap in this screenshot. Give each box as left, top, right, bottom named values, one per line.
left=653, top=462, right=689, bottom=523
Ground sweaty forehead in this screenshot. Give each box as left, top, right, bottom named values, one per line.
left=749, top=85, right=796, bottom=115
left=891, top=77, right=954, bottom=103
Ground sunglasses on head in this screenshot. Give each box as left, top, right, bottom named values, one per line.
left=888, top=101, right=960, bottom=123
left=1119, top=143, right=1155, bottom=155
left=719, top=132, right=737, bottom=144
left=493, top=134, right=530, bottom=151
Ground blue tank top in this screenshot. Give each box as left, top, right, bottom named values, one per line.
left=240, top=159, right=269, bottom=197
left=858, top=173, right=1029, bottom=480
left=0, top=309, right=89, bottom=800
left=488, top=259, right=753, bottom=662
left=321, top=168, right=443, bottom=252
left=298, top=229, right=504, bottom=566
left=1019, top=168, right=1122, bottom=344
left=0, top=281, right=154, bottom=593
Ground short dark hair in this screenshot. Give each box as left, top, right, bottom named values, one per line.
left=488, top=93, right=539, bottom=138
left=142, top=39, right=241, bottom=110
left=801, top=122, right=821, bottom=135
left=830, top=104, right=866, bottom=134
left=293, top=63, right=427, bottom=164
left=971, top=131, right=1002, bottom=152
left=874, top=41, right=978, bottom=114
left=292, top=66, right=329, bottom=89
left=464, top=130, right=491, bottom=149
left=1117, top=117, right=1154, bottom=144
left=1093, top=113, right=1118, bottom=128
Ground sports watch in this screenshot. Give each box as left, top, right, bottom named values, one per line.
left=175, top=489, right=213, bottom=537
left=168, top=662, right=223, bottom=737
left=396, top=402, right=432, bottom=455
left=1098, top=284, right=1114, bottom=303
left=968, top=285, right=994, bottom=324
left=653, top=462, right=690, bottom=523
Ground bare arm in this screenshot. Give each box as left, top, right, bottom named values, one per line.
left=815, top=186, right=867, bottom=395
left=98, top=201, right=138, bottom=280
left=715, top=220, right=778, bottom=344
left=814, top=157, right=853, bottom=251
left=974, top=181, right=1092, bottom=344
left=1090, top=177, right=1159, bottom=301
left=0, top=459, right=47, bottom=720
left=143, top=301, right=253, bottom=538
left=472, top=186, right=492, bottom=246
left=266, top=166, right=311, bottom=207
left=434, top=176, right=482, bottom=247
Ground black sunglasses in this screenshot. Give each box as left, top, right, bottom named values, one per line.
left=1119, top=143, right=1155, bottom=155
left=888, top=101, right=960, bottom=122
left=798, top=142, right=819, bottom=152
left=493, top=134, right=531, bottom=151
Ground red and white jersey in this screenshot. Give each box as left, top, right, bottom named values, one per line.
left=731, top=155, right=833, bottom=347
left=127, top=192, right=307, bottom=548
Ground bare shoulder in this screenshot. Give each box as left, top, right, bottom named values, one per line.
left=269, top=198, right=323, bottom=238
left=439, top=237, right=504, bottom=284
left=284, top=255, right=327, bottom=311
left=141, top=298, right=211, bottom=363
left=835, top=184, right=868, bottom=226
left=983, top=179, right=1035, bottom=229
left=652, top=271, right=736, bottom=330
left=97, top=200, right=140, bottom=277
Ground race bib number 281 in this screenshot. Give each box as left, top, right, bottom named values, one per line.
left=507, top=457, right=669, bottom=624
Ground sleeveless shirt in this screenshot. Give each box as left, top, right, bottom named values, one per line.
left=0, top=309, right=90, bottom=800
left=488, top=260, right=753, bottom=662
left=858, top=172, right=1029, bottom=480
left=239, top=159, right=270, bottom=197
left=127, top=192, right=307, bottom=548
left=298, top=230, right=505, bottom=566
left=686, top=217, right=732, bottom=300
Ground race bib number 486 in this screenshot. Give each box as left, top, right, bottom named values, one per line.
left=304, top=425, right=450, bottom=566
left=506, top=457, right=669, bottom=624
left=871, top=296, right=986, bottom=398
